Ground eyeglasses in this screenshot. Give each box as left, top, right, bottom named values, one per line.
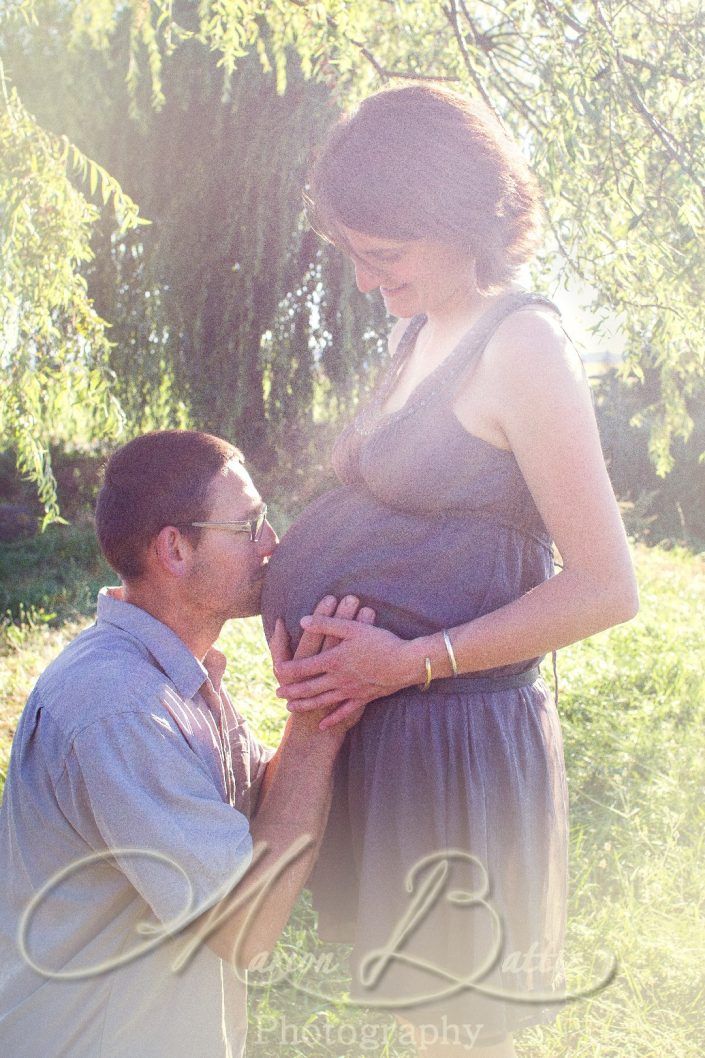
left=179, top=505, right=268, bottom=543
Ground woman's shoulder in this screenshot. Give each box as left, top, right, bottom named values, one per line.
left=483, top=295, right=586, bottom=388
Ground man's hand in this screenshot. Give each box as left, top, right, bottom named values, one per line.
left=268, top=595, right=375, bottom=733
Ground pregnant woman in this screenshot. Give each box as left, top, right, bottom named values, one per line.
left=260, top=85, right=638, bottom=1057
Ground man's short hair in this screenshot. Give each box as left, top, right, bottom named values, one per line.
left=95, top=430, right=242, bottom=580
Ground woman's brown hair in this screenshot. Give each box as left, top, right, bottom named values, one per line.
left=306, top=84, right=543, bottom=292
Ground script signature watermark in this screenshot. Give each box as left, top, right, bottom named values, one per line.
left=18, top=841, right=617, bottom=1010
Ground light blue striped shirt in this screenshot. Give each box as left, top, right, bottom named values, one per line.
left=0, top=588, right=273, bottom=1057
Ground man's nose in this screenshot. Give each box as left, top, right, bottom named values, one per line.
left=353, top=259, right=382, bottom=293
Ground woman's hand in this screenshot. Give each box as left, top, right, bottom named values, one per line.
left=269, top=596, right=379, bottom=732
left=274, top=611, right=417, bottom=729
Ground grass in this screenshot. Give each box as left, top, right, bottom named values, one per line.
left=0, top=528, right=703, bottom=1055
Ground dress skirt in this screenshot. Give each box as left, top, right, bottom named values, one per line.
left=308, top=676, right=569, bottom=1045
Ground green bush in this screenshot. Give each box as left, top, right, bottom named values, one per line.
left=0, top=523, right=110, bottom=623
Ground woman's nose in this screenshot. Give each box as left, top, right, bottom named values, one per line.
left=353, top=259, right=381, bottom=293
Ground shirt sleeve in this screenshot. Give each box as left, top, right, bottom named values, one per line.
left=56, top=707, right=254, bottom=927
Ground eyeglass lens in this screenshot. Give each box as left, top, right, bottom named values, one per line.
left=251, top=508, right=267, bottom=542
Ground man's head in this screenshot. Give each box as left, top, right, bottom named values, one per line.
left=95, top=430, right=277, bottom=620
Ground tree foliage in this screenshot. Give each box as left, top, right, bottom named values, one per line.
left=2, top=0, right=704, bottom=517
left=0, top=1, right=144, bottom=522
left=595, top=365, right=705, bottom=546
left=2, top=1, right=389, bottom=494
left=0, top=48, right=141, bottom=522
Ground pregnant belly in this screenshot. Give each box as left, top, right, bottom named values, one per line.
left=260, top=484, right=517, bottom=648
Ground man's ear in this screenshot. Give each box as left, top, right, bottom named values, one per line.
left=153, top=525, right=194, bottom=577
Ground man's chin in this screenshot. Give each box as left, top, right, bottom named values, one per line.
left=226, top=582, right=264, bottom=621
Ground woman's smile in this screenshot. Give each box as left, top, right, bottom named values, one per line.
left=380, top=283, right=408, bottom=296
left=335, top=222, right=478, bottom=320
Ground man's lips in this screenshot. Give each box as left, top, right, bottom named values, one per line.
left=380, top=284, right=407, bottom=296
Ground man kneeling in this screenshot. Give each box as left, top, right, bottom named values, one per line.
left=0, top=430, right=370, bottom=1058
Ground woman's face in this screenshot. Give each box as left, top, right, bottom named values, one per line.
left=335, top=222, right=476, bottom=317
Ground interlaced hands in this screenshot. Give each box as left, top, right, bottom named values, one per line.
left=269, top=597, right=411, bottom=731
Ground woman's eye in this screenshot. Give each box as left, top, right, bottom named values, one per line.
left=347, top=250, right=402, bottom=267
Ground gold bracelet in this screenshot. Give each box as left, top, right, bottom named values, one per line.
left=419, top=656, right=432, bottom=692
left=442, top=629, right=459, bottom=677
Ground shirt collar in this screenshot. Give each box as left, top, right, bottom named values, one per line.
left=96, top=587, right=226, bottom=701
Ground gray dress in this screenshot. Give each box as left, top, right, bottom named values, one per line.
left=260, top=290, right=569, bottom=1044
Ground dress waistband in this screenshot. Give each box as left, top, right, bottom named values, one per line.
left=416, top=664, right=542, bottom=696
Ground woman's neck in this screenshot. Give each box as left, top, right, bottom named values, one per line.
left=416, top=282, right=519, bottom=366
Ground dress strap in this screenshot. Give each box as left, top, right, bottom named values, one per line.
left=356, top=291, right=561, bottom=437
left=430, top=290, right=562, bottom=401
left=371, top=313, right=427, bottom=404
left=396, top=313, right=428, bottom=359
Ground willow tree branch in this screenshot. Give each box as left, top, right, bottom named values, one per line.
left=442, top=0, right=500, bottom=117
left=452, top=5, right=542, bottom=132
left=621, top=53, right=690, bottom=84
left=593, top=0, right=705, bottom=201
left=286, top=0, right=459, bottom=85
left=535, top=0, right=585, bottom=36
